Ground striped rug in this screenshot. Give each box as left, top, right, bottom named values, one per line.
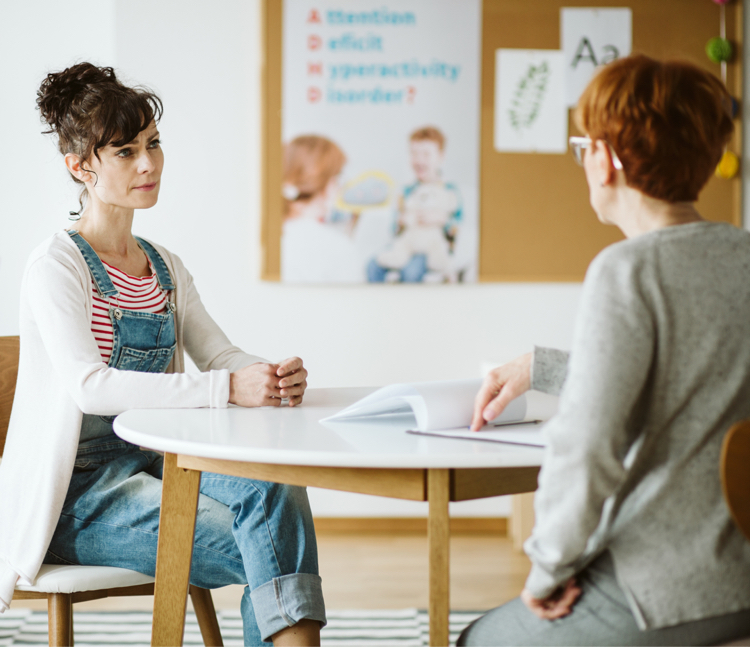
left=0, top=609, right=481, bottom=646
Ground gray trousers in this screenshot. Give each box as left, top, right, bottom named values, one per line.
left=458, top=552, right=750, bottom=646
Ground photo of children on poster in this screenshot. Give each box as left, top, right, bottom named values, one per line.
left=281, top=0, right=481, bottom=283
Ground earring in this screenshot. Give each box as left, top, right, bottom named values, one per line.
left=68, top=210, right=82, bottom=222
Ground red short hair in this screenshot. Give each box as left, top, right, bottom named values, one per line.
left=575, top=54, right=733, bottom=202
left=410, top=126, right=445, bottom=151
left=282, top=135, right=346, bottom=216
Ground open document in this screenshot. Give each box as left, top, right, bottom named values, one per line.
left=322, top=379, right=555, bottom=445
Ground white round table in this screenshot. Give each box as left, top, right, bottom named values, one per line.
left=115, top=387, right=544, bottom=647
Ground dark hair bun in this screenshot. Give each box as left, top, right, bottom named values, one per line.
left=36, top=61, right=163, bottom=211
left=37, top=62, right=119, bottom=135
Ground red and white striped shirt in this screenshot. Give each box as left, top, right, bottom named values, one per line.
left=92, top=260, right=168, bottom=363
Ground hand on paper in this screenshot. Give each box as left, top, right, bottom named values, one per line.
left=229, top=357, right=308, bottom=408
left=471, top=352, right=532, bottom=430
left=521, top=579, right=582, bottom=620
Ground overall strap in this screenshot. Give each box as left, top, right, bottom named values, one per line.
left=67, top=230, right=119, bottom=299
left=134, top=237, right=176, bottom=291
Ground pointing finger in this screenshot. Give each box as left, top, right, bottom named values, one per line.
left=472, top=380, right=499, bottom=430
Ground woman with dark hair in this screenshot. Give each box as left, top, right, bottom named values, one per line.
left=0, top=62, right=324, bottom=646
left=460, top=55, right=750, bottom=645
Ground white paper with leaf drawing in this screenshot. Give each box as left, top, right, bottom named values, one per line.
left=281, top=0, right=481, bottom=284
left=494, top=49, right=567, bottom=154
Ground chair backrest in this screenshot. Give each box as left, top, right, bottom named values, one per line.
left=0, top=336, right=20, bottom=458
left=721, top=419, right=750, bottom=542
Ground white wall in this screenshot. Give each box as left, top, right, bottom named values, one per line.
left=2, top=0, right=746, bottom=517
left=0, top=1, right=117, bottom=323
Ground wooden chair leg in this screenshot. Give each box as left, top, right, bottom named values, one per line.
left=48, top=593, right=73, bottom=646
left=190, top=586, right=223, bottom=646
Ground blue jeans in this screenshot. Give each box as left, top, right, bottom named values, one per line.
left=367, top=254, right=427, bottom=282
left=45, top=437, right=325, bottom=645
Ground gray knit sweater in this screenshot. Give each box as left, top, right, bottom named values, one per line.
left=525, top=221, right=750, bottom=630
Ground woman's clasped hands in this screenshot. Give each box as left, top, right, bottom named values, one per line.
left=229, top=357, right=308, bottom=408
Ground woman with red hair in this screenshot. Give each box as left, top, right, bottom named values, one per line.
left=460, top=54, right=750, bottom=645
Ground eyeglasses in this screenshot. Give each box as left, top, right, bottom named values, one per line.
left=569, top=136, right=623, bottom=170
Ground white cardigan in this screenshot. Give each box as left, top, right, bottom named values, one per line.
left=0, top=232, right=264, bottom=611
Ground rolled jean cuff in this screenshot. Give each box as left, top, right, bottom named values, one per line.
left=250, top=573, right=327, bottom=641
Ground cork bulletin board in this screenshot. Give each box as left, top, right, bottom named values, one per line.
left=261, top=0, right=743, bottom=282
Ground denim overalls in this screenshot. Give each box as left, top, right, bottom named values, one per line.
left=68, top=230, right=177, bottom=443
left=45, top=231, right=325, bottom=646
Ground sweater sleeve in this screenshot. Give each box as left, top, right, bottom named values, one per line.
left=524, top=247, right=655, bottom=599
left=530, top=346, right=570, bottom=395
left=26, top=254, right=229, bottom=414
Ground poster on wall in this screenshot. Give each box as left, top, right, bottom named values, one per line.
left=561, top=7, right=632, bottom=107
left=281, top=0, right=481, bottom=284
left=494, top=49, right=567, bottom=154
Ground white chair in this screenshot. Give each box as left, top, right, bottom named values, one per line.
left=0, top=336, right=223, bottom=646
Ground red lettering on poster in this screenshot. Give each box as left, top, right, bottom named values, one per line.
left=308, top=34, right=322, bottom=51
left=307, top=62, right=323, bottom=75
left=307, top=87, right=322, bottom=103
left=307, top=9, right=322, bottom=23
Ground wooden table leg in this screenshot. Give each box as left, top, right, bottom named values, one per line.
left=152, top=453, right=201, bottom=647
left=428, top=469, right=450, bottom=647
left=511, top=492, right=536, bottom=552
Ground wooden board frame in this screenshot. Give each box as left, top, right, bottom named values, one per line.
left=261, top=0, right=743, bottom=282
